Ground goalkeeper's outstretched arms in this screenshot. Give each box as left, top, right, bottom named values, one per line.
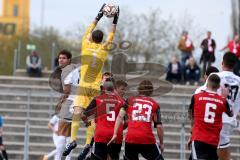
left=83, top=4, right=106, bottom=42
left=103, top=6, right=120, bottom=48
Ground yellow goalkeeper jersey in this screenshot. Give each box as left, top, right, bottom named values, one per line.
left=73, top=23, right=115, bottom=107
left=80, top=23, right=114, bottom=86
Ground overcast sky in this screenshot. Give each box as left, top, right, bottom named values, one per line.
left=31, top=0, right=231, bottom=43
left=30, top=0, right=231, bottom=66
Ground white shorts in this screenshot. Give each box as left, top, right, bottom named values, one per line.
left=218, top=123, right=235, bottom=149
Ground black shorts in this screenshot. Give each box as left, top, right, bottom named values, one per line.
left=91, top=142, right=121, bottom=160
left=124, top=143, right=164, bottom=160
left=189, top=140, right=218, bottom=160
left=0, top=136, right=2, bottom=145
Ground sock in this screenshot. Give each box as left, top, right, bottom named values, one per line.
left=70, top=119, right=80, bottom=142
left=85, top=124, right=95, bottom=145
left=2, top=149, right=8, bottom=160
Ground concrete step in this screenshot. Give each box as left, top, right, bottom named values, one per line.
left=0, top=99, right=189, bottom=111
left=0, top=93, right=59, bottom=102
left=3, top=131, right=240, bottom=145
left=0, top=92, right=191, bottom=105
left=0, top=76, right=50, bottom=86
left=15, top=69, right=53, bottom=78
left=0, top=109, right=52, bottom=118
left=4, top=117, right=50, bottom=126
left=3, top=123, right=193, bottom=135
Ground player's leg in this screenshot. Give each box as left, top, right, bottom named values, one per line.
left=70, top=106, right=83, bottom=141
left=140, top=144, right=164, bottom=160
left=45, top=133, right=59, bottom=159
left=86, top=120, right=95, bottom=145
left=58, top=120, right=73, bottom=157
left=69, top=86, right=89, bottom=144
left=78, top=138, right=94, bottom=160
left=64, top=88, right=96, bottom=156
left=63, top=106, right=83, bottom=156
left=80, top=89, right=99, bottom=158
left=0, top=136, right=8, bottom=160
left=65, top=137, right=73, bottom=160
left=108, top=143, right=122, bottom=160
left=124, top=143, right=139, bottom=160
left=191, top=140, right=217, bottom=160
left=85, top=88, right=99, bottom=145
left=217, top=124, right=233, bottom=160
left=90, top=142, right=108, bottom=160
left=55, top=136, right=66, bottom=160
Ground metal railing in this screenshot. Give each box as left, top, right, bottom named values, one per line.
left=23, top=90, right=31, bottom=160
left=22, top=88, right=55, bottom=160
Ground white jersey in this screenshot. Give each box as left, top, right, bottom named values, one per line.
left=216, top=71, right=240, bottom=124
left=64, top=67, right=80, bottom=101
left=195, top=83, right=207, bottom=94
left=49, top=115, right=59, bottom=132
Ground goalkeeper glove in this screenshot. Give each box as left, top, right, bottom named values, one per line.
left=95, top=3, right=106, bottom=21
left=113, top=6, right=120, bottom=25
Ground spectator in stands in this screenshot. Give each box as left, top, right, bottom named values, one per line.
left=184, top=57, right=201, bottom=86
left=26, top=51, right=42, bottom=77
left=200, top=31, right=216, bottom=76
left=178, top=31, right=194, bottom=67
left=0, top=116, right=8, bottom=160
left=221, top=35, right=240, bottom=76
left=166, top=56, right=182, bottom=83
left=221, top=34, right=240, bottom=57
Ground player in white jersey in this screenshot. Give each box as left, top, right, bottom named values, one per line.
left=195, top=52, right=240, bottom=160
left=215, top=52, right=240, bottom=160
left=195, top=66, right=219, bottom=94
left=43, top=115, right=60, bottom=160
left=55, top=65, right=80, bottom=160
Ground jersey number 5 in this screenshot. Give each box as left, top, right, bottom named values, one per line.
left=204, top=103, right=217, bottom=123
left=106, top=103, right=115, bottom=122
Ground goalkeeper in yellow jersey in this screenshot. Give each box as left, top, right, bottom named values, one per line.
left=63, top=4, right=120, bottom=156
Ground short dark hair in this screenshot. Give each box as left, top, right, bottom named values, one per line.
left=58, top=50, right=72, bottom=59
left=223, top=52, right=237, bottom=69
left=207, top=74, right=220, bottom=90
left=104, top=77, right=115, bottom=91
left=205, top=66, right=219, bottom=76
left=115, top=80, right=128, bottom=89
left=92, top=30, right=104, bottom=43
left=102, top=72, right=113, bottom=78
left=138, top=80, right=154, bottom=96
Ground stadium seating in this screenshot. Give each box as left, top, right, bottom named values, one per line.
left=0, top=76, right=240, bottom=160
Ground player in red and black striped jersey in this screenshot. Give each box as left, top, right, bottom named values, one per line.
left=188, top=74, right=233, bottom=160
left=108, top=80, right=164, bottom=160
left=83, top=77, right=125, bottom=160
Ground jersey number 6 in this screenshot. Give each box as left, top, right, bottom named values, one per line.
left=204, top=103, right=217, bottom=123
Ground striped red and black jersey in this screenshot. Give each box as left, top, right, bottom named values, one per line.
left=122, top=95, right=161, bottom=144
left=86, top=92, right=125, bottom=144
left=189, top=91, right=231, bottom=146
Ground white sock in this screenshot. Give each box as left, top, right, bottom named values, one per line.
left=47, top=149, right=57, bottom=159
left=54, top=136, right=66, bottom=160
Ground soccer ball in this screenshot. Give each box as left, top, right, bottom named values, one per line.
left=103, top=4, right=118, bottom=18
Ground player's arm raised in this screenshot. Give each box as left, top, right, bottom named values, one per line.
left=103, top=6, right=120, bottom=49
left=83, top=4, right=106, bottom=42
